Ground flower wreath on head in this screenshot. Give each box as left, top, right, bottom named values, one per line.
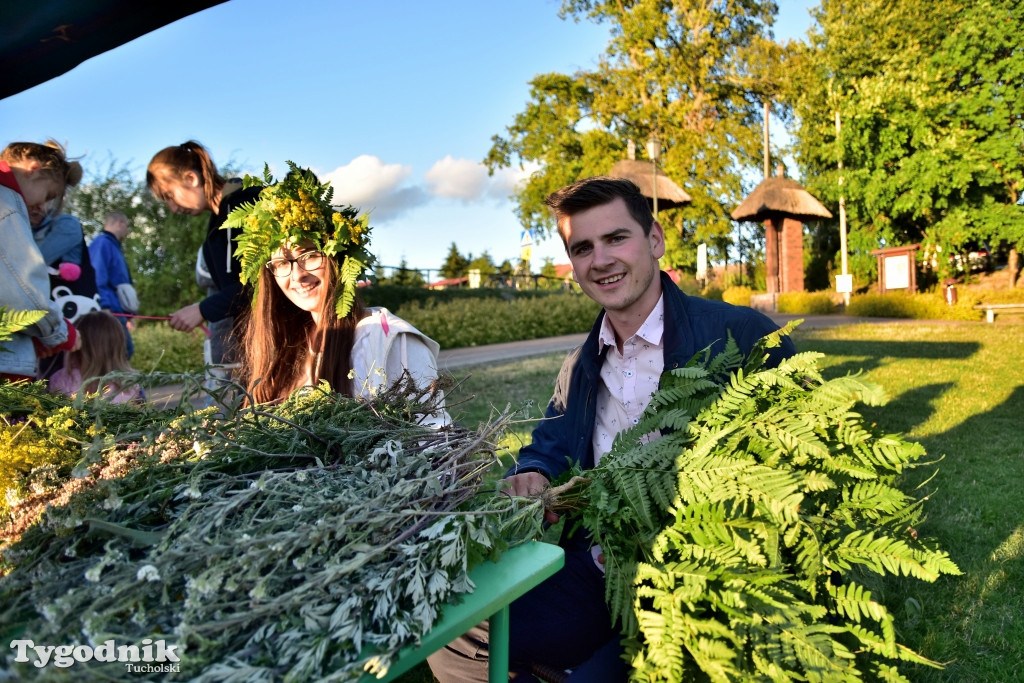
left=223, top=162, right=373, bottom=319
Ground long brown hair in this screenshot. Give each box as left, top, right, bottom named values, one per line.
left=66, top=311, right=133, bottom=394
left=240, top=255, right=366, bottom=404
left=145, top=140, right=226, bottom=213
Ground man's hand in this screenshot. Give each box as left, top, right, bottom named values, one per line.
left=168, top=303, right=204, bottom=332
left=504, top=472, right=560, bottom=524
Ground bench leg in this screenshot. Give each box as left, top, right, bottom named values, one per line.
left=488, top=606, right=510, bottom=683
left=987, top=310, right=995, bottom=323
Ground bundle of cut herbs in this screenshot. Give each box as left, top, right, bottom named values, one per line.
left=545, top=322, right=960, bottom=682
left=1, top=376, right=544, bottom=680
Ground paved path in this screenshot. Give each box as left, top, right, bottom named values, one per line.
left=438, top=313, right=927, bottom=370
left=145, top=313, right=941, bottom=404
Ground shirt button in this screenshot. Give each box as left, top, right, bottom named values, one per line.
left=625, top=371, right=633, bottom=377
left=632, top=418, right=639, bottom=424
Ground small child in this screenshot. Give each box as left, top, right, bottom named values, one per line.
left=49, top=311, right=141, bottom=403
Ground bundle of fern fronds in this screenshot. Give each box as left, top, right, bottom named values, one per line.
left=0, top=377, right=543, bottom=681
left=547, top=323, right=960, bottom=682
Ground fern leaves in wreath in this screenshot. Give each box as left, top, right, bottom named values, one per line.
left=552, top=322, right=960, bottom=682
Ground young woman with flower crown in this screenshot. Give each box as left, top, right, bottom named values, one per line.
left=224, top=165, right=447, bottom=420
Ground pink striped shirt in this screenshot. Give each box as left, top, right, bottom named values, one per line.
left=591, top=295, right=666, bottom=467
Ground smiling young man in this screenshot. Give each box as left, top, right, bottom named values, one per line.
left=429, top=177, right=796, bottom=683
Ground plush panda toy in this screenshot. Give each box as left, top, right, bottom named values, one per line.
left=52, top=285, right=101, bottom=323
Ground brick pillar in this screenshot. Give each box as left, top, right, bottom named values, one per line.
left=764, top=217, right=781, bottom=293
left=780, top=216, right=805, bottom=292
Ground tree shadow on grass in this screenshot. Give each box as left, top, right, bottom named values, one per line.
left=857, top=381, right=957, bottom=436
left=808, top=339, right=980, bottom=377
left=884, top=385, right=1024, bottom=681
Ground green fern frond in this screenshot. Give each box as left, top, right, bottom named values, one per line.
left=830, top=531, right=946, bottom=581
left=845, top=622, right=898, bottom=659
left=741, top=319, right=802, bottom=374
left=550, top=321, right=957, bottom=681
left=0, top=307, right=47, bottom=349
left=863, top=662, right=913, bottom=683
left=828, top=581, right=890, bottom=624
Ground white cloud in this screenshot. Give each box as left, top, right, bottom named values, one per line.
left=424, top=156, right=487, bottom=200
left=487, top=162, right=539, bottom=200
left=424, top=156, right=540, bottom=203
left=321, top=155, right=429, bottom=222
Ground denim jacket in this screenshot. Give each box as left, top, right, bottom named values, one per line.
left=0, top=185, right=70, bottom=376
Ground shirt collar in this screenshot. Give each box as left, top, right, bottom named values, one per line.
left=597, top=294, right=666, bottom=352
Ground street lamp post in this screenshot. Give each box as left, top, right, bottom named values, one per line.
left=646, top=134, right=661, bottom=218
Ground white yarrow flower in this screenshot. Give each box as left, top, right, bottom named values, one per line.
left=137, top=564, right=161, bottom=582
left=84, top=564, right=104, bottom=583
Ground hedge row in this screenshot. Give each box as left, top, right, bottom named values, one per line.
left=394, top=293, right=601, bottom=349
left=361, top=285, right=556, bottom=312
left=131, top=292, right=601, bottom=373
left=847, top=291, right=982, bottom=320
left=776, top=292, right=837, bottom=315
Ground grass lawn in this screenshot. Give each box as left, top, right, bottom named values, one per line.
left=425, top=321, right=1023, bottom=682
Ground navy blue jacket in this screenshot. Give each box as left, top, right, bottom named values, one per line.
left=198, top=182, right=263, bottom=323
left=511, top=271, right=796, bottom=485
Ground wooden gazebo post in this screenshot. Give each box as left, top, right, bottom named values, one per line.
left=731, top=166, right=834, bottom=297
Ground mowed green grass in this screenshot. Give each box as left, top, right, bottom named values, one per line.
left=437, top=321, right=1023, bottom=682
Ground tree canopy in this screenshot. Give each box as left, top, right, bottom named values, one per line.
left=783, top=0, right=1024, bottom=283
left=485, top=0, right=782, bottom=269
left=439, top=242, right=470, bottom=279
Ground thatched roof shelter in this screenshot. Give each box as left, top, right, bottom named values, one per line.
left=731, top=176, right=832, bottom=223
left=609, top=159, right=692, bottom=209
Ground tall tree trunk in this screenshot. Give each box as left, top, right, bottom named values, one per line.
left=1009, top=248, right=1020, bottom=288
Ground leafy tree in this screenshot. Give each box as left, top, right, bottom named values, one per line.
left=494, top=258, right=516, bottom=286
left=538, top=257, right=563, bottom=290
left=438, top=242, right=470, bottom=279
left=390, top=258, right=426, bottom=288
left=485, top=0, right=784, bottom=271
left=467, top=251, right=497, bottom=278
left=67, top=158, right=211, bottom=314
left=784, top=0, right=1024, bottom=286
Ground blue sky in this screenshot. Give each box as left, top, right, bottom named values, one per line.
left=0, top=0, right=816, bottom=275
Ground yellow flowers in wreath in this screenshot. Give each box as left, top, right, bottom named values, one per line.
left=223, top=163, right=373, bottom=319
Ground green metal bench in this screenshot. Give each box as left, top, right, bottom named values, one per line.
left=359, top=541, right=565, bottom=683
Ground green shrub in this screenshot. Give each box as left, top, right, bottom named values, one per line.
left=701, top=285, right=724, bottom=301
left=395, top=294, right=601, bottom=349
left=132, top=321, right=205, bottom=374
left=672, top=274, right=702, bottom=296
left=361, top=285, right=554, bottom=312
left=776, top=291, right=837, bottom=315
left=847, top=291, right=982, bottom=320
left=974, top=288, right=1024, bottom=304
left=721, top=286, right=755, bottom=307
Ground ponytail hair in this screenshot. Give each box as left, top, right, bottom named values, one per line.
left=146, top=140, right=226, bottom=212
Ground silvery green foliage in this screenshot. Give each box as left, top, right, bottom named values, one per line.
left=1, top=378, right=543, bottom=680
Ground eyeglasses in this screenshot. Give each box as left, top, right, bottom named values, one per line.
left=265, top=251, right=326, bottom=277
